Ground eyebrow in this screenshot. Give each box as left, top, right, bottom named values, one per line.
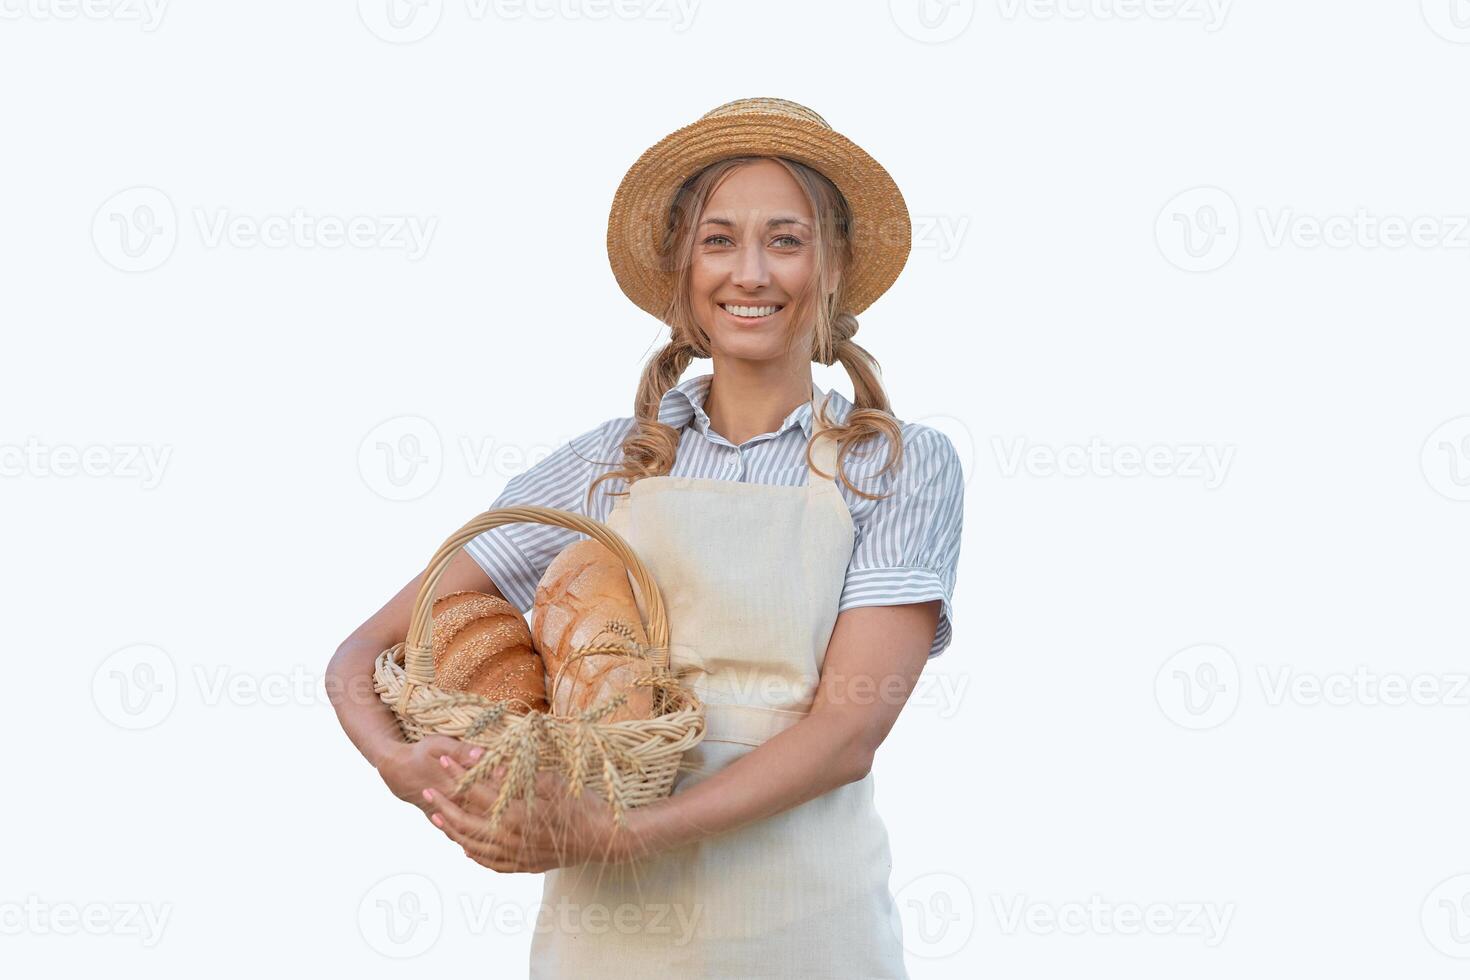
left=700, top=215, right=813, bottom=232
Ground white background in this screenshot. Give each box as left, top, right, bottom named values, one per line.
left=3, top=1, right=1468, bottom=976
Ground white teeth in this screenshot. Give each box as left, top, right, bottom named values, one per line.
left=721, top=304, right=781, bottom=318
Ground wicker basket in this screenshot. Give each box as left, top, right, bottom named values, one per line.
left=373, top=504, right=705, bottom=833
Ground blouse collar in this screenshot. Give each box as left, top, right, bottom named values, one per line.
left=656, top=373, right=851, bottom=443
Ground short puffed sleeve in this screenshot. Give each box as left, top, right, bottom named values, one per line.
left=836, top=424, right=965, bottom=658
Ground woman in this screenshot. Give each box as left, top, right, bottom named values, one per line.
left=328, top=97, right=964, bottom=978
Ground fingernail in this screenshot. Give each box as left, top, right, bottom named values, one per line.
left=439, top=754, right=451, bottom=769
left=431, top=814, right=444, bottom=828
left=422, top=788, right=434, bottom=802
left=469, top=746, right=484, bottom=761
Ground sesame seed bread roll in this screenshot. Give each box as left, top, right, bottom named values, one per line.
left=429, top=591, right=549, bottom=713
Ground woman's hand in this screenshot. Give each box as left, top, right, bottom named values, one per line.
left=375, top=735, right=486, bottom=811
left=424, top=755, right=640, bottom=873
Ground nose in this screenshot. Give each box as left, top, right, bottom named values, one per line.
left=730, top=239, right=770, bottom=292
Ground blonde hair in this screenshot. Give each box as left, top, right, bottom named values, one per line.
left=587, top=155, right=904, bottom=511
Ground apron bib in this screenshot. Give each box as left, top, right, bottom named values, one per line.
left=528, top=385, right=909, bottom=979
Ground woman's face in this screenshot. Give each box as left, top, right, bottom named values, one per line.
left=689, top=159, right=823, bottom=362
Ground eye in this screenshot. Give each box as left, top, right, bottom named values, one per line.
left=702, top=234, right=734, bottom=246
left=773, top=234, right=803, bottom=248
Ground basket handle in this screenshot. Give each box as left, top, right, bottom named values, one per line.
left=400, top=505, right=670, bottom=690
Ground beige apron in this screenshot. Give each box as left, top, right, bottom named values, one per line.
left=528, top=385, right=909, bottom=979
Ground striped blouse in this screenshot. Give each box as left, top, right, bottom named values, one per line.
left=466, top=373, right=965, bottom=658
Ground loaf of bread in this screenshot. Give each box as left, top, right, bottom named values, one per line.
left=429, top=591, right=549, bottom=713
left=531, top=539, right=656, bottom=723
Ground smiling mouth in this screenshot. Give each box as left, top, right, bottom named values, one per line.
left=719, top=302, right=784, bottom=321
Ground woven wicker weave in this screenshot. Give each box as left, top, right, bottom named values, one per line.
left=373, top=505, right=705, bottom=833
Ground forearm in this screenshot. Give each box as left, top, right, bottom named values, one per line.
left=622, top=709, right=871, bottom=859
left=327, top=636, right=407, bottom=769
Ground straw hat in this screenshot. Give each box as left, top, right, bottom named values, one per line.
left=606, top=97, right=911, bottom=321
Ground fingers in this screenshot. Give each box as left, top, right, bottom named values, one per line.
left=425, top=785, right=543, bottom=872
left=431, top=757, right=529, bottom=836
left=460, top=830, right=520, bottom=871
left=424, top=784, right=497, bottom=845
left=420, top=734, right=487, bottom=771
left=399, top=737, right=487, bottom=809
left=453, top=738, right=487, bottom=769
left=455, top=811, right=552, bottom=874
left=416, top=751, right=570, bottom=873
left=438, top=755, right=516, bottom=820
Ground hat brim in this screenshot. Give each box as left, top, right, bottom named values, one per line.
left=606, top=111, right=911, bottom=320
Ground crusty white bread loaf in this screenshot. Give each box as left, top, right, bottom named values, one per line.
left=531, top=539, right=656, bottom=723
left=430, top=591, right=548, bottom=713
